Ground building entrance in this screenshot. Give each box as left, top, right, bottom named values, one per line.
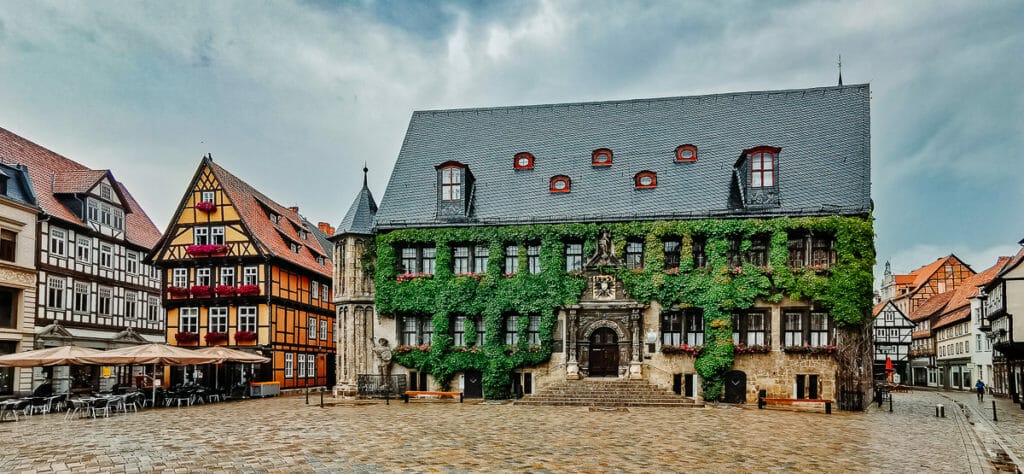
left=588, top=327, right=619, bottom=377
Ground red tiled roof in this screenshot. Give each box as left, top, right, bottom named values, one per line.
left=910, top=291, right=954, bottom=322
left=939, top=256, right=1012, bottom=314
left=911, top=329, right=931, bottom=339
left=0, top=127, right=161, bottom=248
left=206, top=160, right=333, bottom=278
left=908, top=257, right=950, bottom=290
left=894, top=275, right=915, bottom=285
left=872, top=301, right=886, bottom=316
left=932, top=306, right=971, bottom=330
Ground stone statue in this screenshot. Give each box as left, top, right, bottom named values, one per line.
left=369, top=337, right=393, bottom=380
left=585, top=227, right=622, bottom=268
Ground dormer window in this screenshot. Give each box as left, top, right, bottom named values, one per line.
left=290, top=242, right=300, bottom=253
left=550, top=175, right=571, bottom=193
left=592, top=149, right=613, bottom=167
left=675, top=145, right=697, bottom=163
left=269, top=213, right=279, bottom=224
left=514, top=152, right=535, bottom=170
left=748, top=147, right=776, bottom=188
left=635, top=171, right=657, bottom=189
left=440, top=165, right=462, bottom=201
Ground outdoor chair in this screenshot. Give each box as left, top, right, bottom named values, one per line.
left=64, top=399, right=90, bottom=420
left=28, top=397, right=50, bottom=415
left=90, top=398, right=111, bottom=418
left=49, top=394, right=67, bottom=413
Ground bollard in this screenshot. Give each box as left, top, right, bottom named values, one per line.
left=320, top=389, right=324, bottom=409
left=889, top=395, right=893, bottom=413
left=305, top=387, right=309, bottom=404
left=993, top=400, right=998, bottom=422
left=757, top=389, right=766, bottom=409
left=936, top=404, right=945, bottom=418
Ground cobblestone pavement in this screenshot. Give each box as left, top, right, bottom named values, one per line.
left=939, top=389, right=1024, bottom=471
left=0, top=390, right=999, bottom=473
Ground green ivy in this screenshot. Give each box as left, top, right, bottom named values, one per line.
left=375, top=216, right=874, bottom=400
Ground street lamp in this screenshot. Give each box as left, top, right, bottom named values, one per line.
left=977, top=287, right=991, bottom=333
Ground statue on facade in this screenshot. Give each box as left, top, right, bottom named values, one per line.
left=585, top=227, right=622, bottom=268
left=369, top=337, right=393, bottom=380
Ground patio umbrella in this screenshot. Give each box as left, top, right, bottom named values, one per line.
left=192, top=347, right=269, bottom=392
left=0, top=345, right=104, bottom=367
left=885, top=356, right=894, bottom=382
left=81, top=344, right=226, bottom=406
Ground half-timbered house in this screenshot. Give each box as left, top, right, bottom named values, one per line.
left=0, top=127, right=163, bottom=394
left=981, top=242, right=1024, bottom=403
left=337, top=84, right=876, bottom=407
left=0, top=163, right=39, bottom=396
left=148, top=156, right=335, bottom=390
left=872, top=300, right=913, bottom=383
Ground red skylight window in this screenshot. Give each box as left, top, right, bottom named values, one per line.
left=675, top=145, right=698, bottom=163
left=514, top=152, right=535, bottom=170
left=550, top=175, right=571, bottom=193
left=592, top=148, right=613, bottom=167
left=635, top=171, right=657, bottom=189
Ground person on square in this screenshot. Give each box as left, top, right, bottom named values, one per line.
left=976, top=379, right=985, bottom=401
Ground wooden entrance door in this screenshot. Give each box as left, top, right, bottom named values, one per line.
left=464, top=369, right=483, bottom=399
left=723, top=370, right=747, bottom=403
left=588, top=327, right=619, bottom=377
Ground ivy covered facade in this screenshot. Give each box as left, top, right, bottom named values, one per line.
left=334, top=84, right=875, bottom=406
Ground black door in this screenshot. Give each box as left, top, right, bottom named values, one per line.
left=723, top=370, right=747, bottom=403
left=464, top=369, right=483, bottom=399
left=589, top=328, right=619, bottom=377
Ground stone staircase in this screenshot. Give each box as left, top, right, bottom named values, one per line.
left=514, top=378, right=704, bottom=408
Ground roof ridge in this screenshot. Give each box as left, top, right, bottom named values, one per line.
left=413, top=84, right=870, bottom=115
left=0, top=127, right=92, bottom=171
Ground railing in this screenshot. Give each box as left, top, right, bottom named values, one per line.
left=356, top=375, right=407, bottom=398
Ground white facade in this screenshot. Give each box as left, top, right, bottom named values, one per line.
left=0, top=167, right=39, bottom=396
left=872, top=302, right=913, bottom=383
left=936, top=319, right=973, bottom=390
left=970, top=293, right=994, bottom=392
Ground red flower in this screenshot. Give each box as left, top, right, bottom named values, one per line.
left=167, top=286, right=190, bottom=297
left=215, top=285, right=237, bottom=297
left=190, top=286, right=213, bottom=298
left=204, top=332, right=228, bottom=345
left=235, top=331, right=257, bottom=343
left=175, top=332, right=199, bottom=344
left=236, top=284, right=261, bottom=296
left=186, top=244, right=229, bottom=256
left=195, top=201, right=216, bottom=213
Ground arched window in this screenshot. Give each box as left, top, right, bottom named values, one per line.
left=435, top=161, right=465, bottom=201
left=744, top=146, right=780, bottom=189
left=550, top=175, right=571, bottom=193
left=675, top=145, right=697, bottom=163
left=513, top=152, right=534, bottom=170
left=592, top=148, right=613, bottom=167
left=634, top=171, right=657, bottom=189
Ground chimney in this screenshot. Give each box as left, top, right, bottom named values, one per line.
left=318, top=222, right=335, bottom=235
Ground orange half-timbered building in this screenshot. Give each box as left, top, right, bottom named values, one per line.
left=147, top=156, right=335, bottom=389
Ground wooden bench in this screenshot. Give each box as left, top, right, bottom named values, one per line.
left=759, top=397, right=832, bottom=414
left=402, top=391, right=463, bottom=403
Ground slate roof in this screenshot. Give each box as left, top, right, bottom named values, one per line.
left=335, top=167, right=378, bottom=236
left=375, top=84, right=871, bottom=229
left=204, top=159, right=333, bottom=279
left=0, top=127, right=161, bottom=248
left=0, top=163, right=39, bottom=209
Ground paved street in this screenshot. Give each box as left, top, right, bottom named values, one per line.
left=0, top=389, right=1012, bottom=473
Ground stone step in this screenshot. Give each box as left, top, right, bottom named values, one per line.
left=517, top=379, right=695, bottom=408
left=515, top=399, right=704, bottom=408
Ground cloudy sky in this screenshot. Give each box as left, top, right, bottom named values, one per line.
left=0, top=0, right=1021, bottom=284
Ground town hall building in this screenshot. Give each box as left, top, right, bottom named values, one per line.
left=334, top=84, right=876, bottom=407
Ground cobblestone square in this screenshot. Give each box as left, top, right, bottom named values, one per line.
left=1, top=389, right=1010, bottom=473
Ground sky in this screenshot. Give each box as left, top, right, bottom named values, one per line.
left=0, top=0, right=1021, bottom=286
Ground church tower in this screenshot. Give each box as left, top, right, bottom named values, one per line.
left=330, top=166, right=378, bottom=395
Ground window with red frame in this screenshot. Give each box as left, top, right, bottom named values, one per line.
left=592, top=149, right=613, bottom=167
left=675, top=145, right=697, bottom=162
left=748, top=148, right=776, bottom=188
left=514, top=152, right=534, bottom=170
left=635, top=171, right=657, bottom=189
left=550, top=175, right=571, bottom=193
left=440, top=165, right=462, bottom=200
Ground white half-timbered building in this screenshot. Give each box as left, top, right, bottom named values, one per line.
left=0, top=127, right=163, bottom=394
left=872, top=301, right=913, bottom=383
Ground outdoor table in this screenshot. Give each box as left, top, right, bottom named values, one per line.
left=0, top=399, right=21, bottom=421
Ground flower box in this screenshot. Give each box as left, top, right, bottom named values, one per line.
left=185, top=244, right=229, bottom=256
left=394, top=344, right=431, bottom=354
left=734, top=343, right=771, bottom=355
left=235, top=331, right=257, bottom=343
left=236, top=284, right=261, bottom=296
left=205, top=332, right=228, bottom=345
left=396, top=273, right=434, bottom=283
left=661, top=344, right=703, bottom=356
left=214, top=285, right=237, bottom=297
left=195, top=201, right=216, bottom=213
left=167, top=286, right=190, bottom=298
left=783, top=344, right=837, bottom=355
left=190, top=286, right=214, bottom=298
left=175, top=332, right=199, bottom=345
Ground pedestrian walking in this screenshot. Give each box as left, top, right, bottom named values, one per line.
left=976, top=379, right=985, bottom=401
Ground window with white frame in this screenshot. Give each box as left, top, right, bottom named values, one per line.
left=76, top=237, right=91, bottom=262
left=321, top=283, right=329, bottom=300
left=126, top=251, right=139, bottom=274
left=297, top=354, right=306, bottom=378
left=201, top=191, right=215, bottom=203
left=684, top=309, right=704, bottom=346
left=211, top=226, right=225, bottom=245
left=285, top=353, right=294, bottom=378
left=308, top=317, right=317, bottom=340
left=453, top=315, right=467, bottom=346
left=125, top=292, right=137, bottom=319
left=173, top=268, right=188, bottom=288
left=73, top=281, right=89, bottom=313
left=209, top=307, right=228, bottom=333
left=527, top=244, right=541, bottom=274
left=49, top=228, right=66, bottom=256
left=307, top=355, right=315, bottom=378
left=311, top=282, right=319, bottom=300
left=505, top=245, right=519, bottom=275
left=661, top=311, right=682, bottom=345
left=505, top=315, right=519, bottom=345
left=220, top=267, right=235, bottom=286
left=782, top=309, right=832, bottom=347
left=147, top=296, right=160, bottom=322
left=194, top=227, right=209, bottom=245
left=239, top=306, right=257, bottom=333
left=97, top=286, right=112, bottom=316
left=180, top=307, right=199, bottom=333
left=87, top=199, right=100, bottom=222
left=243, top=266, right=258, bottom=285
left=527, top=314, right=541, bottom=345
left=100, top=183, right=113, bottom=200
left=732, top=310, right=767, bottom=346
left=320, top=320, right=328, bottom=340
left=196, top=268, right=211, bottom=287
left=46, top=277, right=64, bottom=308
left=111, top=208, right=124, bottom=231
left=99, top=243, right=113, bottom=268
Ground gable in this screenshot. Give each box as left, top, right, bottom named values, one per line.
left=376, top=84, right=871, bottom=229
left=88, top=176, right=125, bottom=208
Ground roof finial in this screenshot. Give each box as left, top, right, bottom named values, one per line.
left=362, top=162, right=368, bottom=188
left=837, top=54, right=843, bottom=87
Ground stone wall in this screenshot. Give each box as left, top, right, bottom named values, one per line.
left=733, top=351, right=838, bottom=402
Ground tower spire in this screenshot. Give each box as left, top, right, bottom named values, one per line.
left=838, top=54, right=843, bottom=87
left=362, top=162, right=368, bottom=188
